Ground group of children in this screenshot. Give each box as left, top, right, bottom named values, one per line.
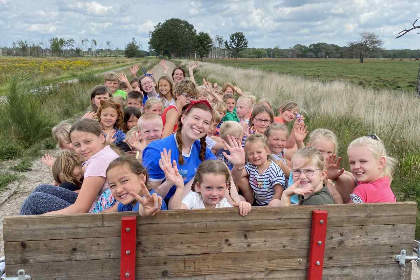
left=21, top=60, right=397, bottom=218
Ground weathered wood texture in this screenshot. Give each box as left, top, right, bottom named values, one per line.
left=3, top=202, right=417, bottom=279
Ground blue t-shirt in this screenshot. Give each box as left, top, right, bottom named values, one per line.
left=142, top=134, right=216, bottom=199
left=215, top=148, right=234, bottom=170
left=117, top=189, right=167, bottom=212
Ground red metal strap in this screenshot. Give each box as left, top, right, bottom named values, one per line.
left=307, top=210, right=328, bottom=280
left=120, top=216, right=137, bottom=280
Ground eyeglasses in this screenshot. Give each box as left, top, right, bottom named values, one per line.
left=292, top=169, right=321, bottom=177
left=254, top=118, right=271, bottom=124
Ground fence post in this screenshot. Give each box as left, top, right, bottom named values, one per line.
left=307, top=210, right=328, bottom=280
left=120, top=216, right=137, bottom=280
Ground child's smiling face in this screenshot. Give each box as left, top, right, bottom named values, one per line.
left=195, top=173, right=228, bottom=207
left=348, top=146, right=384, bottom=183
left=225, top=98, right=236, bottom=113
left=107, top=164, right=147, bottom=205
left=292, top=155, right=326, bottom=196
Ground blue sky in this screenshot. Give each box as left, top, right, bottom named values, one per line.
left=0, top=0, right=419, bottom=50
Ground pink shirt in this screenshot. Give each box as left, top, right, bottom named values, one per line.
left=83, top=145, right=119, bottom=205
left=350, top=176, right=396, bottom=203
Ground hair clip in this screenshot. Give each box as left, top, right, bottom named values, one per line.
left=142, top=68, right=153, bottom=78
left=367, top=134, right=379, bottom=141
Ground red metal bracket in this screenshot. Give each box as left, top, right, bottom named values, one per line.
left=307, top=210, right=328, bottom=280
left=120, top=216, right=137, bottom=280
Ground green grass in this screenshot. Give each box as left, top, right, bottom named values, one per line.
left=0, top=173, right=18, bottom=192
left=11, top=158, right=32, bottom=172
left=208, top=58, right=419, bottom=93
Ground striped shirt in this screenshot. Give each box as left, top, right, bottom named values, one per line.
left=245, top=161, right=285, bottom=206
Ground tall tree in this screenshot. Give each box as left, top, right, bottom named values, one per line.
left=195, top=32, right=213, bottom=60
left=149, top=18, right=196, bottom=57
left=50, top=37, right=65, bottom=56
left=348, top=33, right=383, bottom=63
left=225, top=32, right=248, bottom=58
left=125, top=38, right=142, bottom=58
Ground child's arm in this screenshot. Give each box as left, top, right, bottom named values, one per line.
left=189, top=61, right=198, bottom=85
left=160, top=60, right=168, bottom=76
left=129, top=64, right=140, bottom=78
left=272, top=184, right=284, bottom=200
left=118, top=73, right=134, bottom=92
left=326, top=180, right=343, bottom=204
left=44, top=176, right=106, bottom=214
left=102, top=203, right=118, bottom=213
left=233, top=86, right=243, bottom=96
left=203, top=78, right=223, bottom=103
left=325, top=155, right=355, bottom=203
left=162, top=108, right=179, bottom=138
left=158, top=149, right=187, bottom=210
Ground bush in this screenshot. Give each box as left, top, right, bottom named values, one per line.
left=6, top=80, right=54, bottom=143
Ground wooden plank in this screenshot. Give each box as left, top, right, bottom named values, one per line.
left=3, top=203, right=416, bottom=241
left=3, top=202, right=417, bottom=279
left=323, top=264, right=412, bottom=280
left=4, top=223, right=415, bottom=264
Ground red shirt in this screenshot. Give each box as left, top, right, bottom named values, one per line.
left=161, top=105, right=179, bottom=133
left=274, top=116, right=285, bottom=124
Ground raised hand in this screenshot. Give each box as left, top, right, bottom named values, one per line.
left=129, top=185, right=162, bottom=217
left=293, top=122, right=308, bottom=143
left=160, top=59, right=168, bottom=74
left=118, top=73, right=130, bottom=86
left=222, top=135, right=245, bottom=166
left=189, top=61, right=198, bottom=72
left=233, top=86, right=243, bottom=96
left=325, top=154, right=345, bottom=180
left=126, top=130, right=145, bottom=151
left=159, top=149, right=184, bottom=188
left=129, top=64, right=140, bottom=78
left=82, top=111, right=97, bottom=120
left=106, top=129, right=117, bottom=144
left=41, top=154, right=56, bottom=167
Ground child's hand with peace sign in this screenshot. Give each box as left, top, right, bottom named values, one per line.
left=129, top=183, right=162, bottom=217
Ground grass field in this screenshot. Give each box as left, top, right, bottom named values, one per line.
left=0, top=57, right=148, bottom=96
left=209, top=58, right=419, bottom=93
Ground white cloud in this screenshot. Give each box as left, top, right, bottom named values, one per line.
left=137, top=20, right=155, bottom=35
left=26, top=24, right=56, bottom=33
left=345, top=22, right=357, bottom=33
left=34, top=10, right=58, bottom=18
left=85, top=2, right=112, bottom=15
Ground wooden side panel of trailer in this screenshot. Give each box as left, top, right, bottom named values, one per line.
left=3, top=202, right=417, bottom=279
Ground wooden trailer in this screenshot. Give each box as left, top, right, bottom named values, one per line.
left=2, top=202, right=418, bottom=279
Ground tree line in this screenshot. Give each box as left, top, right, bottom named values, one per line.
left=1, top=18, right=418, bottom=61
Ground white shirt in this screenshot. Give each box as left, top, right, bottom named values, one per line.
left=182, top=191, right=233, bottom=209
